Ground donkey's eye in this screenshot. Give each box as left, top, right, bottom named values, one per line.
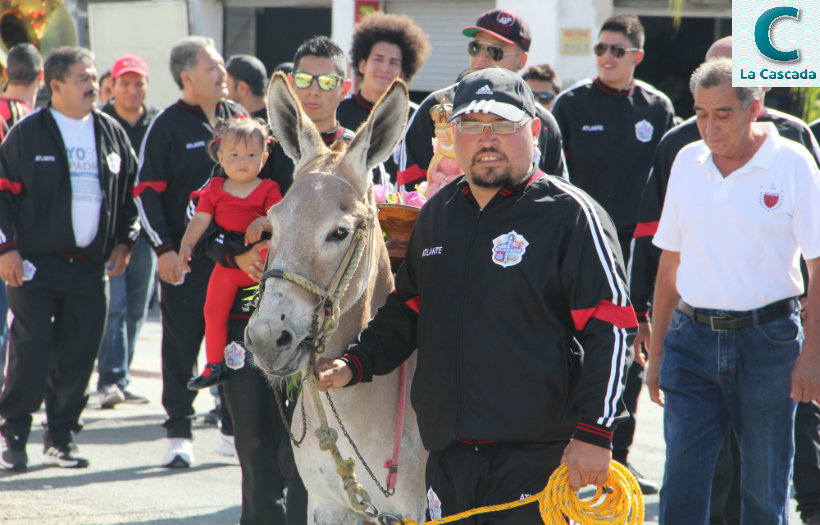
left=327, top=227, right=350, bottom=241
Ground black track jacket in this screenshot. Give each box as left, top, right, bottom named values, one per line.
left=551, top=77, right=675, bottom=237
left=0, top=106, right=139, bottom=262
left=341, top=169, right=637, bottom=452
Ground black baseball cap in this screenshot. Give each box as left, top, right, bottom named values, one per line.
left=226, top=54, right=267, bottom=95
left=448, top=67, right=537, bottom=123
left=462, top=9, right=531, bottom=52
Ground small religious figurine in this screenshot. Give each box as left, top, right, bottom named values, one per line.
left=426, top=95, right=462, bottom=198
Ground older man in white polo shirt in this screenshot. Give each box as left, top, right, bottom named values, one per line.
left=646, top=57, right=820, bottom=525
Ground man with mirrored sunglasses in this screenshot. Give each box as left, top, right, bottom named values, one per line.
left=397, top=8, right=566, bottom=190
left=317, top=67, right=636, bottom=524
left=551, top=14, right=675, bottom=495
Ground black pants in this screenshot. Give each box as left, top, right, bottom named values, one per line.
left=710, top=400, right=820, bottom=523
left=223, top=287, right=307, bottom=525
left=612, top=230, right=643, bottom=463
left=425, top=441, right=567, bottom=525
left=159, top=255, right=212, bottom=438
left=794, top=400, right=820, bottom=516
left=0, top=255, right=106, bottom=442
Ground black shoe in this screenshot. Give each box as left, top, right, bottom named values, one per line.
left=42, top=442, right=89, bottom=468
left=187, top=363, right=228, bottom=391
left=624, top=462, right=659, bottom=495
left=0, top=433, right=28, bottom=471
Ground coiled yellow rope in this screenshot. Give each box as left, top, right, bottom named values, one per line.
left=401, top=461, right=643, bottom=525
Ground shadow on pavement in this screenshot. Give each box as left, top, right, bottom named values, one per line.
left=0, top=462, right=236, bottom=489
left=117, top=506, right=242, bottom=525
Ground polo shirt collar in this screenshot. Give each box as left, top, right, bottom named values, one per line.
left=696, top=122, right=780, bottom=177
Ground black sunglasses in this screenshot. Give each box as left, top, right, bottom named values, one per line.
left=467, top=41, right=516, bottom=62
left=593, top=43, right=640, bottom=58
left=533, top=91, right=555, bottom=104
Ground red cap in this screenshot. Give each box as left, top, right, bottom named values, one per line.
left=111, top=54, right=149, bottom=78
left=462, top=9, right=531, bottom=52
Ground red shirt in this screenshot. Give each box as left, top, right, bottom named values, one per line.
left=195, top=177, right=282, bottom=232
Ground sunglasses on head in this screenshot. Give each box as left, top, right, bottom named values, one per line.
left=467, top=41, right=516, bottom=62
left=292, top=71, right=343, bottom=91
left=593, top=43, right=640, bottom=58
left=533, top=91, right=555, bottom=104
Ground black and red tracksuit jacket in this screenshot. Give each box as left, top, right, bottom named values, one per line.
left=551, top=77, right=675, bottom=242
left=0, top=106, right=139, bottom=262
left=133, top=98, right=246, bottom=254
left=338, top=91, right=417, bottom=185
left=397, top=83, right=566, bottom=188
left=629, top=107, right=820, bottom=321
left=341, top=168, right=636, bottom=452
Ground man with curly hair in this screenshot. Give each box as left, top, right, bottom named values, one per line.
left=339, top=12, right=430, bottom=183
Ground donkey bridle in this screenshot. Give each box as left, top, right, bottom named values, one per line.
left=255, top=188, right=377, bottom=355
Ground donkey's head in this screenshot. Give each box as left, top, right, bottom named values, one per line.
left=246, top=72, right=408, bottom=377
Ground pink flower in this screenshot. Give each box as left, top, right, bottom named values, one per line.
left=374, top=184, right=388, bottom=203
left=403, top=191, right=427, bottom=208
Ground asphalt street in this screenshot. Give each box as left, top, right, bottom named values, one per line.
left=0, top=311, right=802, bottom=524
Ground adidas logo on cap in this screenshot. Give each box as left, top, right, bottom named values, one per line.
left=476, top=84, right=494, bottom=96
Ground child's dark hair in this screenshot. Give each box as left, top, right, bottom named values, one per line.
left=207, top=116, right=271, bottom=164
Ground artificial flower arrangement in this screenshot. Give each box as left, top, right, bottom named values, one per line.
left=374, top=182, right=428, bottom=208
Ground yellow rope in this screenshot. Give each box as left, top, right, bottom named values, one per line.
left=401, top=461, right=643, bottom=525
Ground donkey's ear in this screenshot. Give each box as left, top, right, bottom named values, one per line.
left=266, top=72, right=326, bottom=173
left=341, top=79, right=409, bottom=195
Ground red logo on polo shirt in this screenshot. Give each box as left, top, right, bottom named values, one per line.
left=759, top=184, right=782, bottom=210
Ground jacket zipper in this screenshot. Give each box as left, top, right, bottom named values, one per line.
left=455, top=207, right=482, bottom=438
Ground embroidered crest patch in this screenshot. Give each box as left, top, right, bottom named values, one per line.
left=491, top=230, right=529, bottom=268
left=106, top=152, right=121, bottom=174
left=759, top=184, right=782, bottom=211
left=224, top=341, right=246, bottom=370
left=427, top=487, right=442, bottom=520
left=634, top=119, right=654, bottom=143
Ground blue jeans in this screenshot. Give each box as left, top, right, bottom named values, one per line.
left=97, top=236, right=156, bottom=389
left=659, top=307, right=801, bottom=525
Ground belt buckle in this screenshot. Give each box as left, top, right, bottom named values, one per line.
left=709, top=315, right=729, bottom=331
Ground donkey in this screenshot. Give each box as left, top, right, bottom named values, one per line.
left=244, top=72, right=426, bottom=524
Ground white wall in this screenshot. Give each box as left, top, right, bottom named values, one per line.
left=332, top=0, right=355, bottom=77
left=87, top=0, right=189, bottom=108
left=498, top=0, right=560, bottom=71
left=190, top=0, right=224, bottom=52
left=554, top=0, right=612, bottom=87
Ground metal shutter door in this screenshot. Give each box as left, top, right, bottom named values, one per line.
left=384, top=0, right=494, bottom=93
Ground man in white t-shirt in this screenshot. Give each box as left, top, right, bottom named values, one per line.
left=646, top=57, right=820, bottom=524
left=0, top=47, right=139, bottom=471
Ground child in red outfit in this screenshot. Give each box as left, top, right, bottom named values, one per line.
left=178, top=117, right=282, bottom=390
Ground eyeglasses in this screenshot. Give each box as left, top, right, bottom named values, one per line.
left=593, top=43, right=640, bottom=58
left=467, top=41, right=518, bottom=62
left=455, top=119, right=531, bottom=135
left=292, top=71, right=343, bottom=91
left=533, top=91, right=556, bottom=104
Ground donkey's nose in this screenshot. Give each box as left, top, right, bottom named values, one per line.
left=276, top=330, right=293, bottom=348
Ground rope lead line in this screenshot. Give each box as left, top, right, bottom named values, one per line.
left=401, top=461, right=644, bottom=525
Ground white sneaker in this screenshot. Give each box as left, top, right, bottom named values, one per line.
left=162, top=438, right=194, bottom=468
left=214, top=433, right=237, bottom=458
